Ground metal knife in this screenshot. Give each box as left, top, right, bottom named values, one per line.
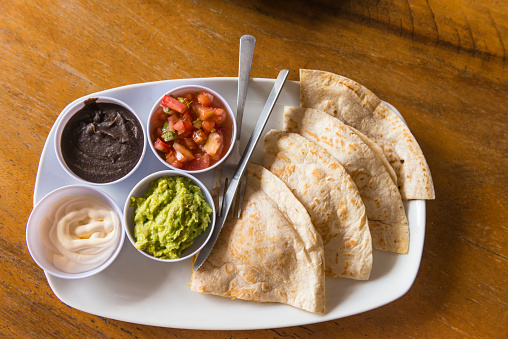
left=193, top=69, right=289, bottom=270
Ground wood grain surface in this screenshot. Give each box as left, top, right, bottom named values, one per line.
left=1, top=0, right=506, bottom=337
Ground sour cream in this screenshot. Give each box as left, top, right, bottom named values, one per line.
left=39, top=195, right=120, bottom=274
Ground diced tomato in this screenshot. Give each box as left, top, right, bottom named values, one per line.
left=202, top=120, right=215, bottom=132
left=197, top=92, right=214, bottom=107
left=192, top=129, right=208, bottom=145
left=173, top=142, right=195, bottom=161
left=182, top=110, right=194, bottom=122
left=161, top=94, right=186, bottom=113
left=173, top=120, right=193, bottom=135
left=190, top=102, right=199, bottom=113
left=164, top=148, right=174, bottom=159
left=211, top=108, right=226, bottom=125
left=211, top=128, right=225, bottom=160
left=167, top=115, right=177, bottom=132
left=175, top=151, right=185, bottom=162
left=153, top=138, right=172, bottom=153
left=182, top=120, right=193, bottom=134
left=171, top=161, right=184, bottom=169
left=193, top=103, right=217, bottom=121
left=187, top=153, right=211, bottom=171
left=165, top=152, right=184, bottom=169
left=203, top=131, right=223, bottom=157
left=173, top=120, right=184, bottom=134
left=183, top=137, right=198, bottom=150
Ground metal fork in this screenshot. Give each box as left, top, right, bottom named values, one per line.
left=218, top=35, right=255, bottom=218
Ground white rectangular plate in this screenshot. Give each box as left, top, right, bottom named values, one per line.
left=34, top=78, right=425, bottom=330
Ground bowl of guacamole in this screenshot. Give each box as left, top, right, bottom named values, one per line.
left=124, top=170, right=215, bottom=262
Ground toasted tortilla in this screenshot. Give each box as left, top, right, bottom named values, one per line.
left=283, top=106, right=409, bottom=253
left=300, top=69, right=435, bottom=200
left=263, top=130, right=372, bottom=280
left=190, top=162, right=326, bottom=313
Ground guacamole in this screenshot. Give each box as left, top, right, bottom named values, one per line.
left=130, top=176, right=213, bottom=259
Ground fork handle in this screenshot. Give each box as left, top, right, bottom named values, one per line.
left=236, top=35, right=256, bottom=140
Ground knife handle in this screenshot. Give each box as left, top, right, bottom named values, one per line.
left=231, top=69, right=289, bottom=184
left=221, top=69, right=289, bottom=217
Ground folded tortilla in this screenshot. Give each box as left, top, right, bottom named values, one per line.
left=263, top=130, right=372, bottom=280
left=190, top=162, right=326, bottom=313
left=283, top=106, right=409, bottom=253
left=300, top=69, right=435, bottom=200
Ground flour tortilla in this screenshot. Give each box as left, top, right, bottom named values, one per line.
left=350, top=127, right=398, bottom=185
left=191, top=162, right=326, bottom=313
left=263, top=131, right=372, bottom=280
left=283, top=106, right=409, bottom=253
left=300, top=69, right=435, bottom=200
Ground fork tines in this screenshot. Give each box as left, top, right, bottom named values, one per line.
left=218, top=173, right=246, bottom=219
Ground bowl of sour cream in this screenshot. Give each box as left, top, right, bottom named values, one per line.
left=26, top=185, right=124, bottom=279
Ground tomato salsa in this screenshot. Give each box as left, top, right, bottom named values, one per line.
left=150, top=90, right=233, bottom=171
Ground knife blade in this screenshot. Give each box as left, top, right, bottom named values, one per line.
left=193, top=69, right=289, bottom=270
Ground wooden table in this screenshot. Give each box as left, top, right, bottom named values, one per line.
left=2, top=0, right=506, bottom=337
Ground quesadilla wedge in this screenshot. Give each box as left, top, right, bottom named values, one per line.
left=190, top=162, right=326, bottom=313
left=263, top=130, right=372, bottom=280
left=300, top=69, right=435, bottom=200
left=283, top=106, right=409, bottom=253
left=350, top=127, right=397, bottom=185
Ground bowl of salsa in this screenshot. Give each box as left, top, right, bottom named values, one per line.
left=147, top=85, right=236, bottom=172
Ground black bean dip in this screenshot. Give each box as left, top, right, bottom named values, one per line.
left=61, top=98, right=144, bottom=183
